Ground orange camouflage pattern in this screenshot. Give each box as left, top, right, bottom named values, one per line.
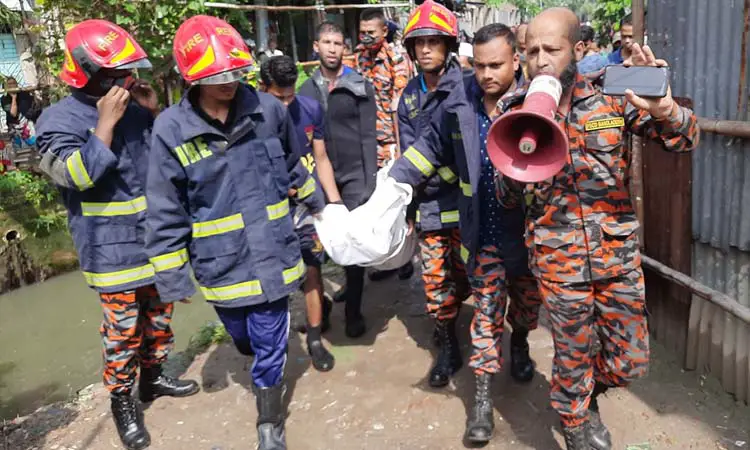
left=420, top=228, right=470, bottom=320
left=353, top=42, right=410, bottom=166
left=100, top=285, right=174, bottom=393
left=539, top=268, right=649, bottom=427
left=497, top=73, right=700, bottom=283
left=469, top=245, right=542, bottom=375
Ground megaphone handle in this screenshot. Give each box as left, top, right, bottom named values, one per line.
left=519, top=129, right=538, bottom=155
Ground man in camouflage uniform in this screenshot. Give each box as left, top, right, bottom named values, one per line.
left=497, top=8, right=700, bottom=450
left=353, top=8, right=415, bottom=283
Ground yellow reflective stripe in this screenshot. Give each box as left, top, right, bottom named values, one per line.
left=297, top=177, right=316, bottom=200
left=460, top=245, right=469, bottom=263
left=150, top=249, right=188, bottom=273
left=403, top=147, right=436, bottom=177
left=416, top=210, right=421, bottom=223
left=266, top=199, right=290, bottom=221
left=81, top=196, right=147, bottom=217
left=437, top=166, right=458, bottom=184
left=460, top=180, right=472, bottom=197
left=200, top=280, right=262, bottom=301
left=66, top=150, right=94, bottom=190
left=192, top=213, right=244, bottom=238
left=283, top=259, right=305, bottom=285
left=83, top=264, right=154, bottom=288
left=440, top=210, right=459, bottom=223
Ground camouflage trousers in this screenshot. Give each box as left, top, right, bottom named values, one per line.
left=469, top=245, right=542, bottom=375
left=539, top=268, right=649, bottom=427
left=419, top=228, right=470, bottom=321
left=99, top=285, right=175, bottom=394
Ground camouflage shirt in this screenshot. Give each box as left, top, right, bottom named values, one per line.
left=497, top=74, right=700, bottom=283
left=353, top=42, right=410, bottom=164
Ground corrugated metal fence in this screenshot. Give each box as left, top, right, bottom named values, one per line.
left=648, top=0, right=750, bottom=403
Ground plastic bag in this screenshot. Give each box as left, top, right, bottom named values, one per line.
left=314, top=162, right=414, bottom=267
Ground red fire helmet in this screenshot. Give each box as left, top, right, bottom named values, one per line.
left=61, top=20, right=151, bottom=89
left=403, top=0, right=459, bottom=41
left=173, top=15, right=255, bottom=85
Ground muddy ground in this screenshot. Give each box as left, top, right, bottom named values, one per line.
left=3, top=266, right=749, bottom=450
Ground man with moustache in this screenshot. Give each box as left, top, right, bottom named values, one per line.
left=496, top=8, right=699, bottom=449
left=299, top=21, right=378, bottom=338
left=462, top=23, right=542, bottom=443
left=387, top=3, right=538, bottom=444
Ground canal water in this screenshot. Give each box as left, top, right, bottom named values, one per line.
left=0, top=271, right=215, bottom=419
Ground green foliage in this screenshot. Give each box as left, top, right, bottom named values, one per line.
left=0, top=170, right=67, bottom=236
left=295, top=63, right=310, bottom=91
left=591, top=0, right=630, bottom=39
left=0, top=3, right=21, bottom=30
left=186, top=321, right=231, bottom=357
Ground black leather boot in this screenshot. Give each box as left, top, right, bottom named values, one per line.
left=464, top=373, right=494, bottom=444
left=138, top=365, right=200, bottom=403
left=562, top=422, right=592, bottom=450
left=429, top=318, right=462, bottom=387
left=255, top=383, right=286, bottom=450
left=343, top=266, right=366, bottom=338
left=111, top=392, right=150, bottom=450
left=510, top=329, right=535, bottom=383
left=589, top=383, right=612, bottom=450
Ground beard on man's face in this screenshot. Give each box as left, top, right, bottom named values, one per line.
left=559, top=57, right=578, bottom=91
left=321, top=57, right=342, bottom=72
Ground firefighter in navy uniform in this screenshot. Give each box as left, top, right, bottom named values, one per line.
left=397, top=4, right=469, bottom=388
left=145, top=16, right=325, bottom=450
left=388, top=1, right=539, bottom=444
left=35, top=20, right=200, bottom=450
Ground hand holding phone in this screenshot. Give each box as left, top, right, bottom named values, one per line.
left=605, top=43, right=677, bottom=120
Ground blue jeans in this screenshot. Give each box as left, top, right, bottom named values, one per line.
left=214, top=298, right=289, bottom=388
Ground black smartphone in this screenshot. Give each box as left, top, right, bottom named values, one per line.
left=601, top=65, right=670, bottom=98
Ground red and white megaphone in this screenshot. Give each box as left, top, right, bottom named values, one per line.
left=487, top=75, right=569, bottom=183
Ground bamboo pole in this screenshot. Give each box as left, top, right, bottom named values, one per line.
left=642, top=255, right=750, bottom=323
left=204, top=2, right=411, bottom=11
left=697, top=118, right=750, bottom=139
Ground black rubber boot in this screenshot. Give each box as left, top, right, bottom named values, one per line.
left=464, top=373, right=494, bottom=444
left=255, top=383, right=287, bottom=450
left=307, top=325, right=335, bottom=372
left=562, top=422, right=592, bottom=450
left=111, top=392, right=150, bottom=450
left=343, top=266, right=366, bottom=338
left=429, top=318, right=462, bottom=387
left=138, top=365, right=200, bottom=403
left=509, top=329, right=535, bottom=383
left=589, top=383, right=612, bottom=450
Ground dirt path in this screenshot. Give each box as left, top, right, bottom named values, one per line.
left=4, top=267, right=749, bottom=450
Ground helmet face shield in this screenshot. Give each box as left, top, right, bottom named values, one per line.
left=191, top=66, right=253, bottom=85
left=118, top=58, right=153, bottom=70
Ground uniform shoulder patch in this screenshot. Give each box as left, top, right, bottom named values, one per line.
left=584, top=117, right=625, bottom=132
